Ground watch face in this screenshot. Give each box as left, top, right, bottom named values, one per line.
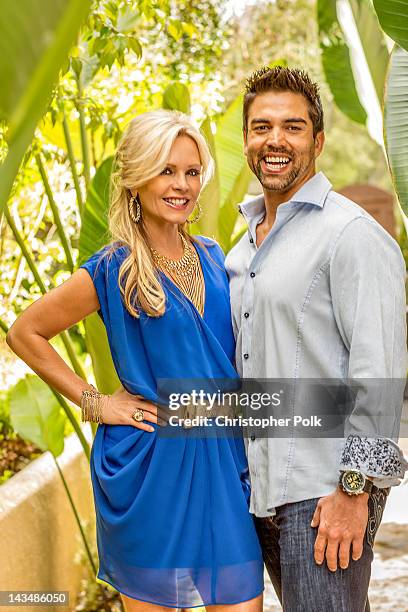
left=342, top=471, right=365, bottom=494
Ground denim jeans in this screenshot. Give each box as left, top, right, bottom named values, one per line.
left=254, top=488, right=389, bottom=612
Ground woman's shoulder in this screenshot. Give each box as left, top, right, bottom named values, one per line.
left=195, top=235, right=225, bottom=261
left=78, top=241, right=128, bottom=278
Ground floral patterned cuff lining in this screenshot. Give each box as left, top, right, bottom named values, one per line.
left=339, top=435, right=408, bottom=487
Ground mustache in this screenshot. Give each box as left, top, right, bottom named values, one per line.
left=258, top=148, right=293, bottom=159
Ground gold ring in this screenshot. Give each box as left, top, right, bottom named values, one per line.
left=132, top=408, right=144, bottom=422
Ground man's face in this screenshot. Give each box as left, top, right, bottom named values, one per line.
left=244, top=91, right=324, bottom=194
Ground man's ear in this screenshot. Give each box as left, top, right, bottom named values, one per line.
left=314, top=131, right=325, bottom=159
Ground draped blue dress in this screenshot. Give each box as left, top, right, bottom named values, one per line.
left=79, top=237, right=264, bottom=608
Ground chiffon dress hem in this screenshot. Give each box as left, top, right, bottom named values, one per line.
left=98, top=576, right=264, bottom=608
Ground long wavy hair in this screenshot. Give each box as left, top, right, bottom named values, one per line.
left=102, top=109, right=214, bottom=318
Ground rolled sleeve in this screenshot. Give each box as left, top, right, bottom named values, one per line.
left=330, top=216, right=408, bottom=486
left=339, top=434, right=408, bottom=487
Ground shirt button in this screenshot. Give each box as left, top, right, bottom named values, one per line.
left=244, top=312, right=249, bottom=318
left=250, top=435, right=256, bottom=441
left=250, top=272, right=256, bottom=278
left=243, top=353, right=249, bottom=360
left=249, top=238, right=254, bottom=244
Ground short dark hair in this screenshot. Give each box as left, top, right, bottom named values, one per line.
left=243, top=66, right=324, bottom=138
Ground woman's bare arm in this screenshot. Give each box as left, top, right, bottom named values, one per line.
left=6, top=268, right=164, bottom=431
left=6, top=269, right=100, bottom=406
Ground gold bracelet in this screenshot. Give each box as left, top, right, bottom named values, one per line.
left=81, top=384, right=104, bottom=424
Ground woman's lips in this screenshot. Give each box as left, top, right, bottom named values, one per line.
left=162, top=197, right=190, bottom=209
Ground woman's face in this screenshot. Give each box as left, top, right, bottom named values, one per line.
left=136, top=135, right=203, bottom=226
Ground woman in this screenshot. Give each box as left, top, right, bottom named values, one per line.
left=6, top=110, right=264, bottom=611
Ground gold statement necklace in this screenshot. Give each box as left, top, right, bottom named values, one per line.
left=150, top=233, right=205, bottom=316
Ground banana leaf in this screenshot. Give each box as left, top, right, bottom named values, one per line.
left=78, top=156, right=121, bottom=394
left=192, top=116, right=221, bottom=240
left=317, top=0, right=367, bottom=124
left=9, top=375, right=67, bottom=457
left=215, top=94, right=253, bottom=251
left=373, top=0, right=408, bottom=53
left=0, top=0, right=92, bottom=216
left=383, top=45, right=408, bottom=221
left=347, top=0, right=389, bottom=102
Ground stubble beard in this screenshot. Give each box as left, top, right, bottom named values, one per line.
left=252, top=144, right=315, bottom=193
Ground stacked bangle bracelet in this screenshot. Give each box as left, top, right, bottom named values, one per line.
left=81, top=384, right=106, bottom=424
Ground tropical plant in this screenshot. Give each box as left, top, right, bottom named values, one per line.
left=317, top=0, right=408, bottom=223
left=0, top=0, right=93, bottom=217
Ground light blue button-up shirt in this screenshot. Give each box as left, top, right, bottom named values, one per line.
left=225, top=171, right=408, bottom=517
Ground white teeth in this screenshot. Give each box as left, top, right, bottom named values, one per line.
left=164, top=198, right=188, bottom=205
left=264, top=156, right=290, bottom=164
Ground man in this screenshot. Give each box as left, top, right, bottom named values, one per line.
left=225, top=66, right=408, bottom=611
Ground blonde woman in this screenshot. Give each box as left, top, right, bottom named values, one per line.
left=6, top=110, right=264, bottom=612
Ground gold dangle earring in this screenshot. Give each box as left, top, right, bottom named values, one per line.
left=128, top=193, right=141, bottom=223
left=186, top=201, right=203, bottom=225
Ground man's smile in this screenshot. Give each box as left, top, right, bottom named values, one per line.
left=259, top=153, right=292, bottom=174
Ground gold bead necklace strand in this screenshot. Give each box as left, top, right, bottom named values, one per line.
left=150, top=233, right=205, bottom=316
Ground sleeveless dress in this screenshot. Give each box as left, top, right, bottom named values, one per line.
left=79, top=237, right=264, bottom=608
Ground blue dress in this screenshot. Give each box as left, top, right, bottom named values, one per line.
left=79, top=237, right=264, bottom=607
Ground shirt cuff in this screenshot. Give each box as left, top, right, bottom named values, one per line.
left=339, top=435, right=408, bottom=488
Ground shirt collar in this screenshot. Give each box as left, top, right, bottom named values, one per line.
left=239, top=171, right=333, bottom=223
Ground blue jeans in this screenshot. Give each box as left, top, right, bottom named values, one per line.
left=254, top=488, right=389, bottom=612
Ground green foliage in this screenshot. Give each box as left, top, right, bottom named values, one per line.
left=317, top=0, right=367, bottom=125
left=0, top=391, right=11, bottom=433
left=77, top=157, right=121, bottom=393
left=194, top=117, right=221, bottom=238
left=162, top=83, right=191, bottom=114
left=373, top=0, right=408, bottom=54
left=347, top=0, right=389, bottom=103
left=146, top=0, right=229, bottom=82
left=0, top=0, right=92, bottom=216
left=78, top=157, right=114, bottom=264
left=0, top=470, right=14, bottom=486
left=83, top=1, right=145, bottom=73
left=383, top=45, right=408, bottom=217
left=9, top=375, right=67, bottom=456
left=214, top=95, right=253, bottom=250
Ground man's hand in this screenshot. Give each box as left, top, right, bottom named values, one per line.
left=311, top=488, right=369, bottom=571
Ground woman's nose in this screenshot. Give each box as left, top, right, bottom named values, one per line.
left=173, top=173, right=188, bottom=191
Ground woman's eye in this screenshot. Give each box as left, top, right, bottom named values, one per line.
left=160, top=168, right=172, bottom=175
left=188, top=169, right=201, bottom=176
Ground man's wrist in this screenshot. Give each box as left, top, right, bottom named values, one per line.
left=337, top=484, right=369, bottom=502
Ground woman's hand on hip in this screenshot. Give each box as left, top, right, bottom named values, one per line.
left=102, top=386, right=168, bottom=432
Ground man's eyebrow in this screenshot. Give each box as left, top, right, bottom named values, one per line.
left=250, top=118, right=272, bottom=125
left=283, top=118, right=308, bottom=125
left=249, top=117, right=308, bottom=126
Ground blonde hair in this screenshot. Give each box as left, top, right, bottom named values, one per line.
left=104, top=109, right=214, bottom=318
